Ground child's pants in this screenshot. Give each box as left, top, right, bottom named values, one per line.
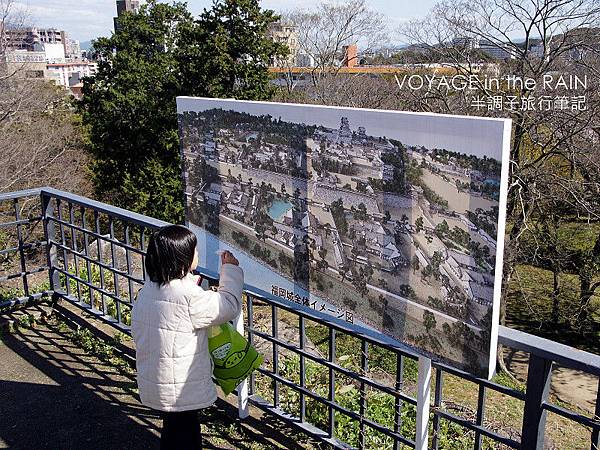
left=160, top=409, right=203, bottom=450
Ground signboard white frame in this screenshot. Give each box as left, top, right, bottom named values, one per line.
left=177, top=96, right=511, bottom=381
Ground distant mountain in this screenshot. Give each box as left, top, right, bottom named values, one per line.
left=80, top=40, right=93, bottom=51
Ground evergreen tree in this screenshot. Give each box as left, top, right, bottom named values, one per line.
left=81, top=0, right=286, bottom=222
left=180, top=0, right=286, bottom=100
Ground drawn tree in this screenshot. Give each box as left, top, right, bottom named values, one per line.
left=415, top=217, right=424, bottom=233
left=411, top=255, right=421, bottom=274
left=423, top=310, right=437, bottom=334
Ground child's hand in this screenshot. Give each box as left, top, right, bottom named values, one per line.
left=221, top=250, right=239, bottom=266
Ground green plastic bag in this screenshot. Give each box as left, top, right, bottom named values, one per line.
left=207, top=322, right=264, bottom=395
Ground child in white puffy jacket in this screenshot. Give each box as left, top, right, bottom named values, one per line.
left=131, top=224, right=244, bottom=450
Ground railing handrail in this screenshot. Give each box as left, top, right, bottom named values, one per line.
left=500, top=325, right=600, bottom=376
left=0, top=187, right=43, bottom=202
left=40, top=187, right=170, bottom=229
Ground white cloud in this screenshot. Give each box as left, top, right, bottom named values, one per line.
left=13, top=0, right=431, bottom=42
left=14, top=0, right=115, bottom=41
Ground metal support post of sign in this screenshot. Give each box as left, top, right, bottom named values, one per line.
left=416, top=356, right=432, bottom=450
left=235, top=311, right=250, bottom=419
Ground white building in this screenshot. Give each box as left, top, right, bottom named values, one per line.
left=452, top=37, right=480, bottom=51
left=64, top=37, right=81, bottom=60
left=267, top=21, right=299, bottom=67
left=452, top=36, right=517, bottom=60
left=46, top=61, right=98, bottom=87
left=43, top=43, right=66, bottom=63
left=296, top=51, right=315, bottom=68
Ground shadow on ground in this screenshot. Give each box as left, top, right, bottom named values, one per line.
left=0, top=309, right=311, bottom=450
left=0, top=317, right=161, bottom=450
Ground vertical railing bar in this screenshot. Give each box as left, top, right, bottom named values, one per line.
left=13, top=198, right=29, bottom=298
left=94, top=210, right=107, bottom=314
left=416, top=356, right=432, bottom=450
left=432, top=368, right=444, bottom=450
left=359, top=339, right=368, bottom=450
left=394, top=351, right=404, bottom=450
left=80, top=206, right=95, bottom=310
left=248, top=294, right=256, bottom=395
left=108, top=216, right=122, bottom=324
left=124, top=224, right=135, bottom=319
left=56, top=199, right=70, bottom=296
left=272, top=304, right=279, bottom=408
left=521, top=354, right=553, bottom=450
left=299, top=314, right=306, bottom=422
left=68, top=202, right=83, bottom=304
left=328, top=327, right=336, bottom=439
left=235, top=294, right=249, bottom=419
left=140, top=227, right=146, bottom=281
left=590, top=376, right=600, bottom=450
left=474, top=384, right=486, bottom=450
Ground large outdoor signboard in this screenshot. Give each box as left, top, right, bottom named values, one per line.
left=177, top=97, right=511, bottom=378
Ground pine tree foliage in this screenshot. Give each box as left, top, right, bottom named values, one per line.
left=81, top=0, right=286, bottom=222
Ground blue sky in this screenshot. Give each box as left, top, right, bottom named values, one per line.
left=13, top=0, right=437, bottom=42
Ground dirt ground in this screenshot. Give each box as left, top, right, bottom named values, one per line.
left=503, top=347, right=599, bottom=414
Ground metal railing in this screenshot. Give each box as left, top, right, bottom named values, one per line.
left=1, top=187, right=600, bottom=450
left=0, top=188, right=52, bottom=309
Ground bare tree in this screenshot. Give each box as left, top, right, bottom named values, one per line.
left=399, top=1, right=600, bottom=335
left=0, top=0, right=91, bottom=209
left=288, top=0, right=387, bottom=69
left=278, top=0, right=389, bottom=105
left=273, top=70, right=402, bottom=109
left=0, top=83, right=91, bottom=197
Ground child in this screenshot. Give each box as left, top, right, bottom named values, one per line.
left=131, top=224, right=243, bottom=450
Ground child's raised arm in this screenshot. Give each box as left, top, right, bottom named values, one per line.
left=187, top=261, right=244, bottom=329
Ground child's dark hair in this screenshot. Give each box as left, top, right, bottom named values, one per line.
left=145, top=225, right=197, bottom=284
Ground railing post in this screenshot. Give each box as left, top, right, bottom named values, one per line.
left=13, top=198, right=30, bottom=298
left=521, top=354, right=552, bottom=450
left=234, top=307, right=249, bottom=419
left=416, top=356, right=432, bottom=450
left=41, top=192, right=60, bottom=295
left=592, top=377, right=600, bottom=450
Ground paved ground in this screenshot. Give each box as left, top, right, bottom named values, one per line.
left=0, top=316, right=161, bottom=450
left=0, top=306, right=313, bottom=450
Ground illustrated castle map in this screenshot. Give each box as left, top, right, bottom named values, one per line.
left=177, top=97, right=510, bottom=377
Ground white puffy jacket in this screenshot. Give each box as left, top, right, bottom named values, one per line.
left=131, top=264, right=244, bottom=412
